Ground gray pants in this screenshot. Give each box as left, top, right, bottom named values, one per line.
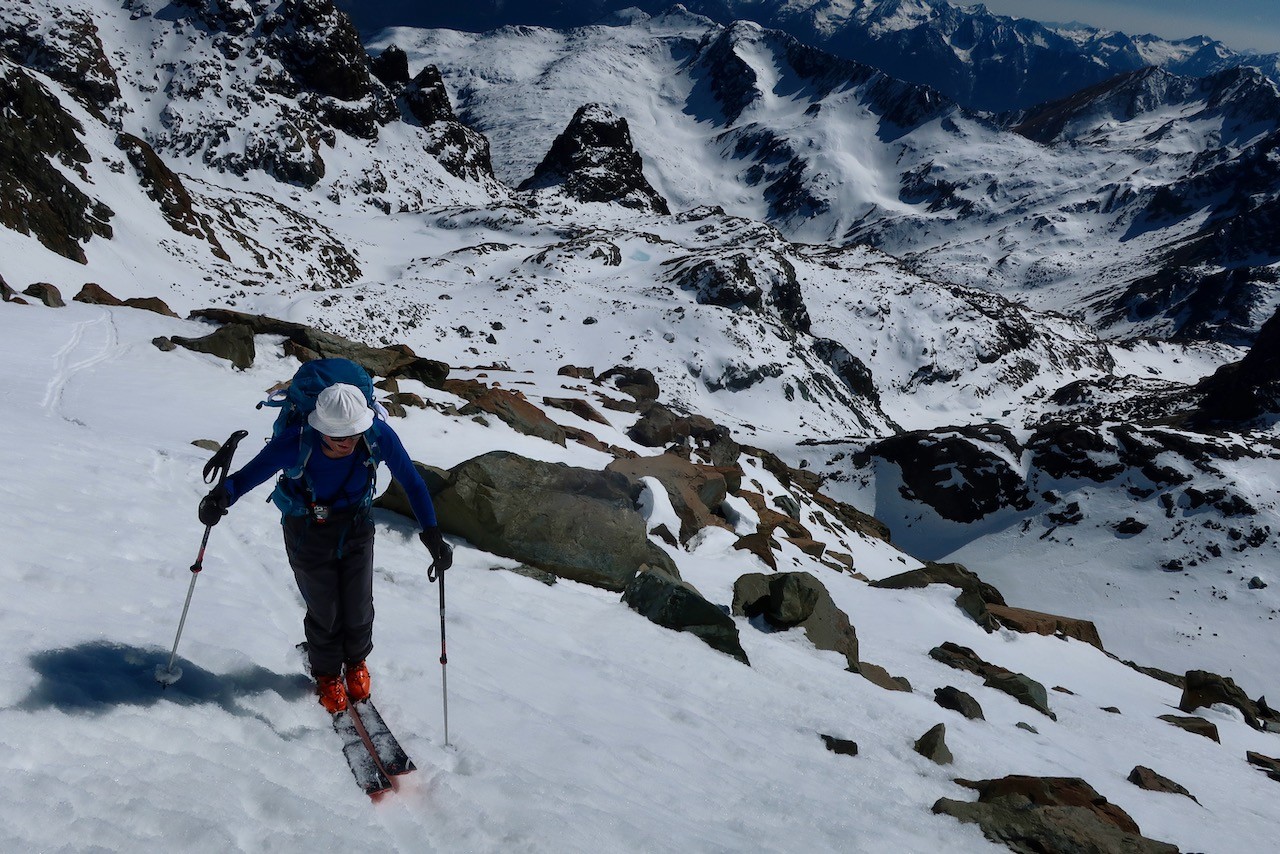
left=283, top=513, right=375, bottom=677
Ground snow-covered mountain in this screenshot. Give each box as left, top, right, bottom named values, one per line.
left=394, top=11, right=1280, bottom=345
left=337, top=0, right=1280, bottom=112
left=3, top=0, right=1280, bottom=851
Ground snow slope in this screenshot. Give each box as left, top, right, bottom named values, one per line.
left=3, top=292, right=1280, bottom=853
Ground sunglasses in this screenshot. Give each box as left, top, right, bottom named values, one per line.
left=323, top=433, right=361, bottom=442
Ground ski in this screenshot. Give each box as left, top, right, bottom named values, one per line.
left=332, top=708, right=393, bottom=796
left=350, top=699, right=416, bottom=777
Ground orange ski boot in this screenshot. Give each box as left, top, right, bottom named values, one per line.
left=316, top=673, right=348, bottom=714
left=345, top=660, right=371, bottom=704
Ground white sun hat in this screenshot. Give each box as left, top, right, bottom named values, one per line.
left=309, top=383, right=374, bottom=437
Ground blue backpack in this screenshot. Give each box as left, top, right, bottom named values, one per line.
left=257, top=358, right=386, bottom=518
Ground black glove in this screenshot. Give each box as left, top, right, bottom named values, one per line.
left=199, top=483, right=230, bottom=527
left=419, top=526, right=453, bottom=572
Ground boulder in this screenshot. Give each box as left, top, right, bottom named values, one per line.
left=732, top=532, right=778, bottom=570
left=431, top=451, right=677, bottom=591
left=621, top=566, right=748, bottom=664
left=930, top=642, right=1055, bottom=720
left=933, top=776, right=1177, bottom=854
left=171, top=323, right=255, bottom=370
left=1158, top=714, right=1221, bottom=743
left=597, top=365, right=659, bottom=403
left=1127, top=766, right=1198, bottom=802
left=23, top=283, right=65, bottom=307
left=851, top=661, right=912, bottom=693
left=72, top=283, right=124, bottom=305
left=935, top=686, right=985, bottom=720
left=444, top=379, right=567, bottom=446
left=985, top=603, right=1105, bottom=651
left=1179, top=669, right=1264, bottom=730
left=914, top=723, right=953, bottom=765
left=732, top=572, right=858, bottom=669
left=1247, top=751, right=1280, bottom=782
left=122, top=296, right=179, bottom=317
left=188, top=308, right=448, bottom=384
left=820, top=734, right=858, bottom=757
left=542, top=396, right=610, bottom=426
left=606, top=453, right=731, bottom=544
left=871, top=561, right=1006, bottom=606
left=1, top=273, right=24, bottom=303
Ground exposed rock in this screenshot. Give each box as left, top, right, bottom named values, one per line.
left=1158, top=714, right=1220, bottom=742
left=558, top=365, right=596, bottom=380
left=265, top=0, right=376, bottom=103
left=116, top=133, right=228, bottom=259
left=72, top=283, right=124, bottom=306
left=0, top=4, right=120, bottom=109
left=935, top=686, right=985, bottom=720
left=732, top=531, right=778, bottom=570
left=490, top=563, right=557, bottom=586
left=1179, top=669, right=1264, bottom=731
left=820, top=734, right=857, bottom=757
left=1194, top=302, right=1280, bottom=423
left=0, top=273, right=22, bottom=303
left=404, top=64, right=454, bottom=124
left=519, top=103, right=669, bottom=214
left=666, top=248, right=810, bottom=334
left=1015, top=722, right=1039, bottom=734
left=851, top=660, right=912, bottom=693
left=431, top=451, right=677, bottom=591
left=370, top=44, right=409, bottom=87
left=985, top=604, right=1105, bottom=651
left=0, top=63, right=113, bottom=263
left=171, top=323, right=256, bottom=370
left=861, top=425, right=1033, bottom=523
left=622, top=565, right=749, bottom=664
left=152, top=337, right=177, bottom=352
left=1247, top=751, right=1280, bottom=782
left=732, top=571, right=858, bottom=669
left=914, top=723, right=953, bottom=765
left=1249, top=576, right=1268, bottom=589
left=188, top=308, right=448, bottom=384
left=930, top=642, right=1055, bottom=720
left=872, top=561, right=1007, bottom=605
left=598, top=365, right=660, bottom=403
left=22, top=283, right=64, bottom=307
left=1127, top=766, right=1198, bottom=802
left=1115, top=517, right=1147, bottom=535
left=933, top=775, right=1177, bottom=854
left=542, top=396, right=610, bottom=426
left=607, top=453, right=730, bottom=544
left=122, top=297, right=179, bottom=318
left=444, top=379, right=567, bottom=446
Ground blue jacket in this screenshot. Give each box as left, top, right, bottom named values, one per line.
left=224, top=422, right=438, bottom=528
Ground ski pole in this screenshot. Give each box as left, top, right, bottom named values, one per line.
left=156, top=429, right=248, bottom=687
left=428, top=559, right=449, bottom=746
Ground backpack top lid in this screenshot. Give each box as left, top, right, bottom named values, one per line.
left=260, top=358, right=377, bottom=435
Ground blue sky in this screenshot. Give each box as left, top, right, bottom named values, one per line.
left=974, top=0, right=1280, bottom=53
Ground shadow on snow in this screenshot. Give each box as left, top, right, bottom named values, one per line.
left=18, top=641, right=312, bottom=721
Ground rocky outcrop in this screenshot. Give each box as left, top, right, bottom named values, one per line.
left=187, top=308, right=448, bottom=385
left=622, top=565, right=749, bottom=664
left=665, top=248, right=810, bottom=335
left=607, top=453, right=731, bottom=544
left=432, top=451, right=677, bottom=591
left=1193, top=303, right=1280, bottom=424
left=1158, top=714, right=1220, bottom=743
left=519, top=103, right=669, bottom=214
left=403, top=64, right=496, bottom=183
left=732, top=572, right=858, bottom=669
left=1127, top=766, right=1198, bottom=802
left=0, top=63, right=112, bottom=263
left=171, top=323, right=256, bottom=370
left=861, top=425, right=1032, bottom=523
left=930, top=642, right=1055, bottom=720
left=0, top=4, right=120, bottom=109
left=984, top=604, right=1105, bottom=651
left=117, top=133, right=229, bottom=260
left=933, top=776, right=1178, bottom=854
left=443, top=379, right=568, bottom=446
left=1178, top=670, right=1270, bottom=731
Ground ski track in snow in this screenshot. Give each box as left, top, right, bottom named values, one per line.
left=40, top=310, right=118, bottom=422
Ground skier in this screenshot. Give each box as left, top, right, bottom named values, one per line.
left=197, top=382, right=453, bottom=713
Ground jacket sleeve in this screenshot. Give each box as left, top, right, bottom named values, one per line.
left=224, top=428, right=299, bottom=505
left=377, top=423, right=439, bottom=529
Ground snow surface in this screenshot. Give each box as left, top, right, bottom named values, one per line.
left=1, top=1, right=1279, bottom=850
